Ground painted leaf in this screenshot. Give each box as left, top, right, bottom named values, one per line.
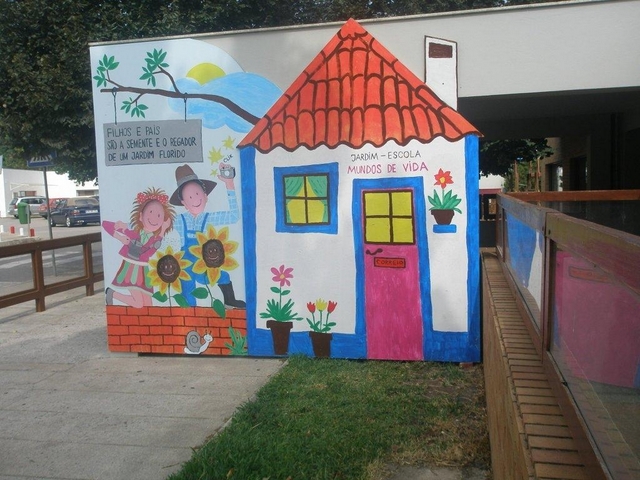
left=152, top=291, right=168, bottom=302
left=173, top=294, right=189, bottom=307
left=191, top=287, right=209, bottom=299
left=213, top=299, right=226, bottom=318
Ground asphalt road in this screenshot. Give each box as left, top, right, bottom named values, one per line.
left=0, top=215, right=101, bottom=240
left=0, top=216, right=103, bottom=293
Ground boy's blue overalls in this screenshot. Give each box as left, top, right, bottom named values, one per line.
left=180, top=212, right=234, bottom=306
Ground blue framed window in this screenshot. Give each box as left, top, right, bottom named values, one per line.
left=274, top=162, right=339, bottom=234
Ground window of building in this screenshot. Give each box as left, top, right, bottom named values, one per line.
left=363, top=190, right=415, bottom=244
left=274, top=162, right=339, bottom=234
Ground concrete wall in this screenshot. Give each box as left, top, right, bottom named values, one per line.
left=96, top=0, right=640, bottom=101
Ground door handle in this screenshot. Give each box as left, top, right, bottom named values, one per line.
left=366, top=248, right=383, bottom=256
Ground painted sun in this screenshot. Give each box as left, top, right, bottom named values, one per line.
left=185, top=62, right=226, bottom=85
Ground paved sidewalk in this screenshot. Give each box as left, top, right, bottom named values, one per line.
left=0, top=283, right=284, bottom=479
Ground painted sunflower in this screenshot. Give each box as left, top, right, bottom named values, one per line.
left=189, top=225, right=239, bottom=284
left=148, top=246, right=192, bottom=295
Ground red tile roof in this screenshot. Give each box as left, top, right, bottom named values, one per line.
left=239, top=18, right=480, bottom=153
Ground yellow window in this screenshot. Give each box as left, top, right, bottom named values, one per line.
left=365, top=192, right=390, bottom=216
left=363, top=190, right=414, bottom=244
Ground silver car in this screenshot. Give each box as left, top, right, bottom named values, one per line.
left=7, top=196, right=46, bottom=218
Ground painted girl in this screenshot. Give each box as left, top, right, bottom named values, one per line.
left=103, top=187, right=175, bottom=307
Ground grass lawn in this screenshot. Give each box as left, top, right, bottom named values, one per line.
left=168, top=355, right=490, bottom=480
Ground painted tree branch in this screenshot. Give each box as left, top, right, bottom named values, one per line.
left=101, top=85, right=260, bottom=125
left=95, top=50, right=261, bottom=124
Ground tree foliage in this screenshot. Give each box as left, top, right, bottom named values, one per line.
left=0, top=0, right=553, bottom=182
left=479, top=138, right=553, bottom=177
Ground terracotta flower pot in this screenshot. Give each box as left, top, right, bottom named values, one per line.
left=267, top=320, right=293, bottom=355
left=431, top=209, right=455, bottom=225
left=309, top=331, right=333, bottom=358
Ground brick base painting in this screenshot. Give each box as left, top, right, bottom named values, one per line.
left=106, top=306, right=248, bottom=356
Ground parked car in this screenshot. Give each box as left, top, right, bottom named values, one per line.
left=49, top=196, right=101, bottom=227
left=7, top=196, right=46, bottom=218
left=38, top=198, right=64, bottom=219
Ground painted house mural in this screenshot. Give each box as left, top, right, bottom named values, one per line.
left=91, top=19, right=481, bottom=361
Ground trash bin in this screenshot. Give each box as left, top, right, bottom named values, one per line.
left=17, top=202, right=30, bottom=224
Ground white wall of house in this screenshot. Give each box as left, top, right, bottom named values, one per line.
left=253, top=138, right=470, bottom=334
left=0, top=168, right=98, bottom=217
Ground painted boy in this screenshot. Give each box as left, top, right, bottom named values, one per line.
left=169, top=163, right=245, bottom=308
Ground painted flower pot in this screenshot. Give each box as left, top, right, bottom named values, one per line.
left=267, top=320, right=293, bottom=355
left=431, top=209, right=455, bottom=225
left=309, top=331, right=333, bottom=358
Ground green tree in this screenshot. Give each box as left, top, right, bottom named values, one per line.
left=479, top=138, right=553, bottom=179
left=0, top=0, right=98, bottom=181
left=0, top=0, right=222, bottom=181
left=0, top=0, right=553, bottom=182
left=502, top=159, right=545, bottom=192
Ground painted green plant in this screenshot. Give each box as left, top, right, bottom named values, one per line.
left=306, top=299, right=337, bottom=333
left=189, top=226, right=241, bottom=319
left=225, top=327, right=248, bottom=355
left=259, top=265, right=302, bottom=322
left=93, top=49, right=167, bottom=119
left=93, top=54, right=119, bottom=87
left=140, top=49, right=169, bottom=87
left=149, top=247, right=191, bottom=307
left=428, top=168, right=462, bottom=213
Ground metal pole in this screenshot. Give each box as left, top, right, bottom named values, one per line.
left=43, top=167, right=57, bottom=275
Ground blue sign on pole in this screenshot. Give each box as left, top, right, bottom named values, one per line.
left=27, top=153, right=55, bottom=168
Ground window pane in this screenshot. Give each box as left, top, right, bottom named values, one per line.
left=284, top=176, right=305, bottom=197
left=306, top=175, right=328, bottom=198
left=392, top=218, right=414, bottom=243
left=550, top=248, right=640, bottom=477
left=391, top=191, right=412, bottom=216
left=286, top=199, right=307, bottom=223
left=365, top=192, right=389, bottom=216
left=306, top=199, right=327, bottom=223
left=365, top=218, right=390, bottom=243
left=505, top=213, right=542, bottom=328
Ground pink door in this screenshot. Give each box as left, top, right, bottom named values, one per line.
left=361, top=188, right=423, bottom=360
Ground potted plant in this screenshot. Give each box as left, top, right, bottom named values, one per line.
left=428, top=168, right=462, bottom=225
left=306, top=299, right=337, bottom=358
left=260, top=265, right=302, bottom=355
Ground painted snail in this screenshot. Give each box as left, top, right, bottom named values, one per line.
left=184, top=330, right=213, bottom=355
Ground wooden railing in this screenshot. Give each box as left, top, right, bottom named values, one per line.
left=0, top=233, right=104, bottom=312
left=495, top=190, right=640, bottom=480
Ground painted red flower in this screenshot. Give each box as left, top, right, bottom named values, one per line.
left=307, top=302, right=316, bottom=314
left=327, top=300, right=337, bottom=314
left=271, top=264, right=294, bottom=287
left=434, top=168, right=454, bottom=189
